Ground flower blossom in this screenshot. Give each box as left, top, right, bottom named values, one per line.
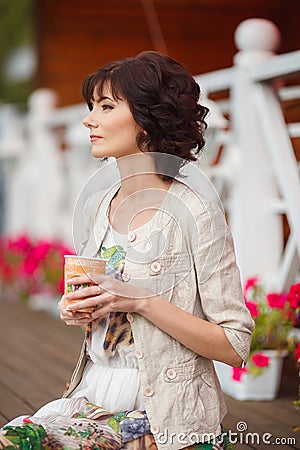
left=244, top=277, right=259, bottom=292
left=294, top=343, right=300, bottom=361
left=287, top=283, right=300, bottom=309
left=252, top=353, right=270, bottom=368
left=232, top=367, right=248, bottom=381
left=0, top=234, right=74, bottom=302
left=245, top=300, right=259, bottom=318
left=58, top=277, right=65, bottom=294
left=8, top=235, right=32, bottom=253
left=267, top=293, right=287, bottom=310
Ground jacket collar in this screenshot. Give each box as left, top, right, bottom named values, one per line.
left=82, top=179, right=188, bottom=257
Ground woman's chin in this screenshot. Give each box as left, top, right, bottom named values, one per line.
left=91, top=148, right=108, bottom=159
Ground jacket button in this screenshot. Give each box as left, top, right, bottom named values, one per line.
left=150, top=261, right=161, bottom=273
left=122, top=272, right=130, bottom=282
left=166, top=368, right=177, bottom=380
left=135, top=349, right=143, bottom=359
left=128, top=231, right=136, bottom=242
left=126, top=313, right=134, bottom=323
left=144, top=386, right=154, bottom=397
left=151, top=424, right=160, bottom=434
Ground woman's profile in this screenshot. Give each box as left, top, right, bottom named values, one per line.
left=0, top=51, right=254, bottom=450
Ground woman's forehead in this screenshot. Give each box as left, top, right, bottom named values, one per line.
left=93, top=81, right=124, bottom=102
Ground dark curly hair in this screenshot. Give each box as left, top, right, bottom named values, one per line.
left=81, top=51, right=209, bottom=179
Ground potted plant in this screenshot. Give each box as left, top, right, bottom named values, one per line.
left=214, top=278, right=300, bottom=400
left=0, top=234, right=74, bottom=314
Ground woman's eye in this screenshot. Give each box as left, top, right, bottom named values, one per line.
left=102, top=104, right=113, bottom=111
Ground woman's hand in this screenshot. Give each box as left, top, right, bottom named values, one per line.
left=59, top=273, right=150, bottom=326
left=58, top=294, right=93, bottom=327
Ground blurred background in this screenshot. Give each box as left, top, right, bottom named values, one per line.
left=0, top=0, right=300, bottom=304
left=1, top=0, right=300, bottom=106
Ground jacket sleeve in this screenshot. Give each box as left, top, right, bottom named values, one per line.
left=191, top=199, right=255, bottom=364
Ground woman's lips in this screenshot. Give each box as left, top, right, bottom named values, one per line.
left=90, top=135, right=103, bottom=142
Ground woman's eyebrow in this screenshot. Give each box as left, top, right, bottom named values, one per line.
left=98, top=95, right=114, bottom=102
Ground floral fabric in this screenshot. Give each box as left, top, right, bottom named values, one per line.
left=93, top=238, right=134, bottom=357
left=0, top=397, right=233, bottom=449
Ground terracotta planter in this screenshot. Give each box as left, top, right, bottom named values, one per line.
left=214, top=349, right=288, bottom=401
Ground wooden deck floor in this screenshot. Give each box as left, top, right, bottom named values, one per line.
left=0, top=300, right=299, bottom=449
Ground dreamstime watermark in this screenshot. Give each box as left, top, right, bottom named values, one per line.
left=155, top=421, right=297, bottom=446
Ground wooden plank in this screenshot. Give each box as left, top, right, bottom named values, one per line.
left=0, top=302, right=83, bottom=376
left=0, top=334, right=67, bottom=399
left=0, top=328, right=74, bottom=386
left=0, top=414, right=9, bottom=429
left=0, top=302, right=83, bottom=424
left=0, top=319, right=82, bottom=375
left=0, top=384, right=33, bottom=426
left=0, top=359, right=58, bottom=411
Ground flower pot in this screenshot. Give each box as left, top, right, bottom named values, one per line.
left=214, top=349, right=288, bottom=401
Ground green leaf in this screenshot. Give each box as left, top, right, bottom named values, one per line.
left=107, top=417, right=120, bottom=434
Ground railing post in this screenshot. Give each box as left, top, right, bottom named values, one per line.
left=6, top=88, right=69, bottom=242
left=0, top=105, right=26, bottom=235
left=229, top=19, right=283, bottom=288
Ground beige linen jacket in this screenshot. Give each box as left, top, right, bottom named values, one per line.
left=63, top=179, right=254, bottom=450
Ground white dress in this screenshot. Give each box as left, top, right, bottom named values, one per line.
left=70, top=224, right=144, bottom=412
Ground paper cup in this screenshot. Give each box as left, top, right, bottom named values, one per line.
left=64, top=255, right=106, bottom=312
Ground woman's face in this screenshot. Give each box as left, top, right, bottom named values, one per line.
left=82, top=84, right=142, bottom=159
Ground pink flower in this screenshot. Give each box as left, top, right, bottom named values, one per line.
left=252, top=353, right=270, bottom=367
left=290, top=283, right=300, bottom=296
left=245, top=300, right=259, bottom=318
left=21, top=258, right=39, bottom=276
left=31, top=242, right=51, bottom=261
left=8, top=235, right=32, bottom=253
left=21, top=243, right=52, bottom=276
left=287, top=283, right=300, bottom=309
left=232, top=367, right=248, bottom=381
left=267, top=293, right=287, bottom=310
left=58, top=277, right=65, bottom=294
left=294, top=343, right=300, bottom=361
left=244, top=277, right=259, bottom=292
left=1, top=264, right=13, bottom=280
left=23, top=417, right=33, bottom=423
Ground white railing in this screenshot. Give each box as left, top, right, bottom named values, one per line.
left=195, top=19, right=300, bottom=291
left=0, top=92, right=95, bottom=246
left=0, top=18, right=299, bottom=290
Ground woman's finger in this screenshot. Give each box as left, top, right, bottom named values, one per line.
left=65, top=318, right=88, bottom=326
left=65, top=283, right=105, bottom=302
left=66, top=297, right=105, bottom=313
left=67, top=273, right=107, bottom=286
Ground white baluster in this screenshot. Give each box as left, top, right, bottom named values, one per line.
left=8, top=88, right=67, bottom=242
left=229, top=18, right=283, bottom=288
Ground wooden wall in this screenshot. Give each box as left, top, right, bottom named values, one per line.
left=36, top=0, right=300, bottom=106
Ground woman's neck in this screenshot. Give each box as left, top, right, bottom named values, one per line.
left=116, top=152, right=171, bottom=199
left=108, top=152, right=172, bottom=233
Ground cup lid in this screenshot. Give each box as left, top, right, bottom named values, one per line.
left=64, top=255, right=105, bottom=261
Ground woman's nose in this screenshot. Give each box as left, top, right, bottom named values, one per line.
left=82, top=111, right=98, bottom=129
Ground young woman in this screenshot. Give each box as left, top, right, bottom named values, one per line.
left=0, top=52, right=254, bottom=450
